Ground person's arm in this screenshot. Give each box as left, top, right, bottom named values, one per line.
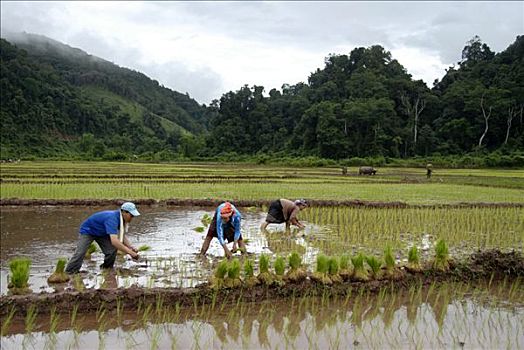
left=110, top=234, right=139, bottom=259
left=216, top=214, right=232, bottom=258
left=231, top=214, right=241, bottom=252
left=123, top=236, right=138, bottom=252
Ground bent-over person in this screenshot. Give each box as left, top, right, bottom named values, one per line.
left=65, top=202, right=141, bottom=274
left=261, top=199, right=308, bottom=232
left=198, top=202, right=246, bottom=259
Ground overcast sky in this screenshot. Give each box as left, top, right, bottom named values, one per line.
left=1, top=1, right=523, bottom=104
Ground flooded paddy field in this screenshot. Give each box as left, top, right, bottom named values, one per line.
left=1, top=205, right=522, bottom=295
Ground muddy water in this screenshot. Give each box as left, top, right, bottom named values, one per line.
left=0, top=206, right=323, bottom=295
left=1, top=281, right=523, bottom=349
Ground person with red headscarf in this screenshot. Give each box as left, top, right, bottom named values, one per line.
left=198, top=202, right=246, bottom=259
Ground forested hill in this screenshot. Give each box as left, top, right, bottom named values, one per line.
left=207, top=36, right=523, bottom=160
left=1, top=33, right=212, bottom=159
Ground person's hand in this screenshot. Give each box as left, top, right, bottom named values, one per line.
left=224, top=249, right=233, bottom=259
left=231, top=242, right=238, bottom=253
left=131, top=246, right=139, bottom=253
left=130, top=251, right=140, bottom=260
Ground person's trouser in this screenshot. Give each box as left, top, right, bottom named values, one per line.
left=65, top=234, right=117, bottom=274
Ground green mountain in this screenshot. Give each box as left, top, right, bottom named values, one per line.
left=1, top=33, right=212, bottom=159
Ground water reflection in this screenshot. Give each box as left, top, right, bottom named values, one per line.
left=2, top=281, right=522, bottom=349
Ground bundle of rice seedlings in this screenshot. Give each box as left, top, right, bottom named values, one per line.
left=311, top=254, right=332, bottom=285
left=243, top=259, right=259, bottom=287
left=351, top=253, right=369, bottom=282
left=138, top=245, right=151, bottom=252
left=273, top=256, right=286, bottom=285
left=210, top=259, right=229, bottom=289
left=365, top=255, right=383, bottom=280
left=338, top=254, right=352, bottom=281
left=383, top=246, right=403, bottom=280
left=286, top=251, right=307, bottom=282
left=8, top=257, right=31, bottom=294
left=47, top=258, right=70, bottom=283
left=407, top=245, right=422, bottom=273
left=225, top=258, right=242, bottom=288
left=193, top=226, right=205, bottom=233
left=257, top=254, right=274, bottom=285
left=432, top=239, right=450, bottom=271
left=328, top=257, right=343, bottom=283
left=201, top=213, right=212, bottom=227
left=85, top=242, right=98, bottom=259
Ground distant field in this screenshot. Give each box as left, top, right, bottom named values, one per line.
left=1, top=161, right=523, bottom=204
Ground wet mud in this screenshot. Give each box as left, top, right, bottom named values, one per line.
left=1, top=250, right=521, bottom=317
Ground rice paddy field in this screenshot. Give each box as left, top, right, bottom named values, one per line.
left=1, top=161, right=523, bottom=349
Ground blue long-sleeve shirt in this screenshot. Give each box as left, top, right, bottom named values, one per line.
left=216, top=203, right=242, bottom=245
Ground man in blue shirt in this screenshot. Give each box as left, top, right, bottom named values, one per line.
left=198, top=202, right=246, bottom=259
left=65, top=202, right=141, bottom=274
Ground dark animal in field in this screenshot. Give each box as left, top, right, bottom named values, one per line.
left=358, top=166, right=377, bottom=175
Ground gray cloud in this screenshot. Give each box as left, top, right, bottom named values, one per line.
left=1, top=1, right=522, bottom=103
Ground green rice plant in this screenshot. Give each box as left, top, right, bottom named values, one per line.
left=311, top=254, right=332, bottom=285
left=339, top=254, right=352, bottom=281
left=351, top=253, right=369, bottom=282
left=274, top=256, right=286, bottom=276
left=433, top=239, right=450, bottom=271
left=85, top=242, right=98, bottom=259
left=366, top=255, right=382, bottom=280
left=383, top=245, right=402, bottom=280
left=243, top=259, right=259, bottom=287
left=137, top=245, right=151, bottom=252
left=286, top=251, right=307, bottom=282
left=407, top=245, right=422, bottom=272
left=48, top=258, right=70, bottom=283
left=224, top=258, right=242, bottom=288
left=209, top=259, right=229, bottom=289
left=257, top=254, right=274, bottom=285
left=8, top=257, right=31, bottom=294
left=193, top=226, right=205, bottom=233
left=328, top=257, right=343, bottom=283
left=201, top=213, right=212, bottom=227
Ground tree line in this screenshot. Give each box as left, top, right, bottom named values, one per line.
left=1, top=34, right=523, bottom=165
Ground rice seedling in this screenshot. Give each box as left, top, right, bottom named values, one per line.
left=311, top=254, right=332, bottom=285
left=47, top=258, right=70, bottom=283
left=85, top=242, right=98, bottom=259
left=209, top=259, right=228, bottom=289
left=138, top=245, right=151, bottom=252
left=201, top=213, right=212, bottom=227
left=286, top=251, right=307, bottom=282
left=407, top=245, right=422, bottom=273
left=383, top=246, right=402, bottom=280
left=328, top=257, right=343, bottom=283
left=366, top=255, right=383, bottom=280
left=274, top=256, right=286, bottom=285
left=193, top=226, right=205, bottom=233
left=243, top=259, right=259, bottom=287
left=433, top=239, right=450, bottom=271
left=339, top=254, right=352, bottom=281
left=351, top=253, right=369, bottom=282
left=257, top=254, right=274, bottom=285
left=8, top=257, right=31, bottom=294
left=225, top=258, right=242, bottom=288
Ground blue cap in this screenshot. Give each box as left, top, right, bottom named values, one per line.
left=121, top=202, right=140, bottom=216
